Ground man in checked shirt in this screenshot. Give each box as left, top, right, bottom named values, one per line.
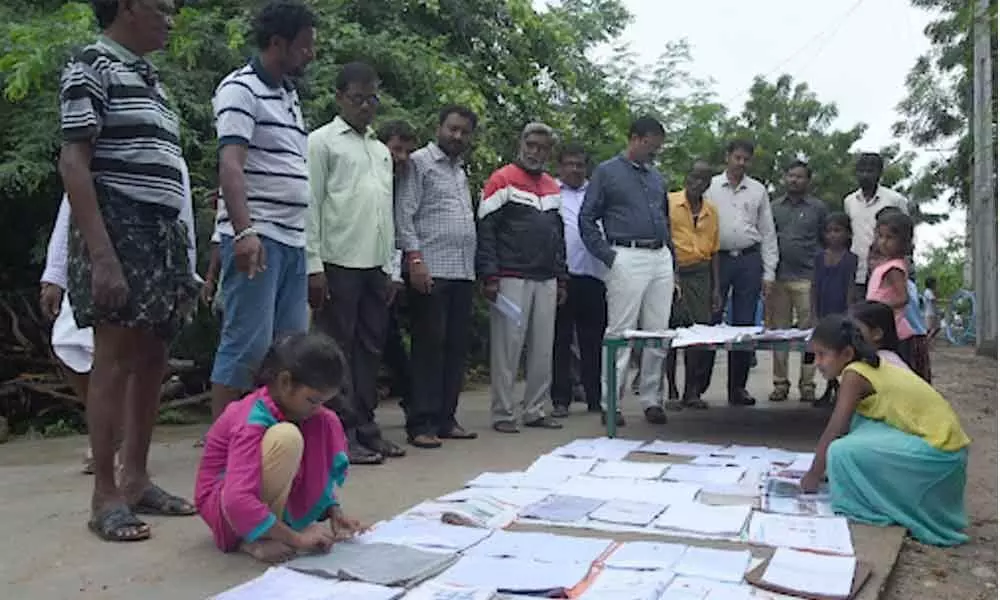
left=394, top=105, right=480, bottom=449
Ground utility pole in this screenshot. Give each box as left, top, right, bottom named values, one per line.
left=972, top=0, right=997, bottom=357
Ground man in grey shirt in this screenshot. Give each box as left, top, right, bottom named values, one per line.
left=766, top=160, right=827, bottom=403
left=395, top=105, right=480, bottom=449
left=579, top=116, right=676, bottom=427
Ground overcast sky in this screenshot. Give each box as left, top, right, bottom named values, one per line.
left=576, top=0, right=965, bottom=251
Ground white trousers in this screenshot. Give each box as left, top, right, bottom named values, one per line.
left=602, top=246, right=674, bottom=410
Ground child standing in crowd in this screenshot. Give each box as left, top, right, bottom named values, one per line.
left=850, top=301, right=909, bottom=369
left=866, top=211, right=932, bottom=382
left=810, top=212, right=858, bottom=406
left=923, top=276, right=941, bottom=340
left=802, top=315, right=969, bottom=546
left=195, top=333, right=363, bottom=563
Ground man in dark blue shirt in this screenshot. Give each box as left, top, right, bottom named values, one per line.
left=579, top=116, right=676, bottom=426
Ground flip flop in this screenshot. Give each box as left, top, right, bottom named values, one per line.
left=369, top=438, right=407, bottom=458
left=131, top=484, right=196, bottom=516
left=88, top=504, right=151, bottom=542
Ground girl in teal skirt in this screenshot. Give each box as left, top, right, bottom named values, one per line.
left=802, top=315, right=970, bottom=546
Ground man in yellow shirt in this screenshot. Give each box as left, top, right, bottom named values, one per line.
left=306, top=62, right=403, bottom=465
left=665, top=160, right=721, bottom=409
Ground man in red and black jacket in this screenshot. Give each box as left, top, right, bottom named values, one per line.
left=477, top=122, right=568, bottom=434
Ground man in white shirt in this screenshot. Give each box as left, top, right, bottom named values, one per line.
left=551, top=144, right=607, bottom=418
left=843, top=152, right=909, bottom=297
left=704, top=139, right=779, bottom=406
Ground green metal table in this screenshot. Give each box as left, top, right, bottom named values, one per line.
left=601, top=335, right=812, bottom=438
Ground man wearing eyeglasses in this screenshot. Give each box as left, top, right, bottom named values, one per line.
left=307, top=62, right=404, bottom=465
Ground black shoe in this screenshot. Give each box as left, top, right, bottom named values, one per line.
left=644, top=406, right=668, bottom=425
left=601, top=411, right=626, bottom=427
left=551, top=405, right=570, bottom=418
left=525, top=416, right=563, bottom=429
left=728, top=391, right=757, bottom=406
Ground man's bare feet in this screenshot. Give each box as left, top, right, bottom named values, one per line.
left=240, top=539, right=296, bottom=564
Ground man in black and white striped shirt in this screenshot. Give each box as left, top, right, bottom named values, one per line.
left=208, top=1, right=317, bottom=422
left=58, top=0, right=200, bottom=542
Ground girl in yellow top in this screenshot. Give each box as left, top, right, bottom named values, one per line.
left=802, top=314, right=970, bottom=546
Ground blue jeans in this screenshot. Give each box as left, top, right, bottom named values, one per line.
left=210, top=235, right=308, bottom=390
left=704, top=250, right=763, bottom=397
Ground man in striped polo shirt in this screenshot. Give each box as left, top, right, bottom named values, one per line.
left=208, top=1, right=317, bottom=422
left=58, top=0, right=201, bottom=541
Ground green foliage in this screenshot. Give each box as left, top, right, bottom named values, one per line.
left=0, top=0, right=928, bottom=372
left=916, top=237, right=967, bottom=303
left=894, top=0, right=998, bottom=208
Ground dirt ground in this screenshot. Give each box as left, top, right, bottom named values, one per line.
left=883, top=344, right=998, bottom=599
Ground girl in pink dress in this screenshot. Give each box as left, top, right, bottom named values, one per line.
left=866, top=211, right=925, bottom=375
left=195, top=333, right=362, bottom=563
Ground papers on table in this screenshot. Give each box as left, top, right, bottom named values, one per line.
left=663, top=464, right=747, bottom=486
left=403, top=580, right=497, bottom=600
left=588, top=499, right=668, bottom=527
left=590, top=460, right=668, bottom=480
left=673, top=547, right=753, bottom=583
left=286, top=541, right=455, bottom=587
left=466, top=471, right=559, bottom=490
left=519, top=494, right=605, bottom=523
left=576, top=567, right=676, bottom=600
left=492, top=294, right=522, bottom=326
left=435, top=556, right=589, bottom=593
left=357, top=518, right=492, bottom=554
left=653, top=503, right=753, bottom=537
left=463, top=530, right=613, bottom=565
left=604, top=541, right=687, bottom=571
left=747, top=512, right=855, bottom=556
left=550, top=438, right=645, bottom=461
left=212, top=567, right=340, bottom=600
left=761, top=548, right=857, bottom=599
left=637, top=440, right=725, bottom=457
left=670, top=325, right=763, bottom=348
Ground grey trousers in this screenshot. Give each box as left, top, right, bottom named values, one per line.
left=490, top=277, right=557, bottom=424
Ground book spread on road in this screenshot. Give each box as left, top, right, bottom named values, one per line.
left=663, top=464, right=748, bottom=486
left=550, top=438, right=645, bottom=461
left=436, top=487, right=550, bottom=510
left=403, top=498, right=518, bottom=529
left=587, top=499, right=668, bottom=527
left=603, top=541, right=688, bottom=571
left=465, top=471, right=562, bottom=490
left=652, top=502, right=753, bottom=537
left=747, top=512, right=855, bottom=556
left=403, top=580, right=497, bottom=600
left=212, top=567, right=341, bottom=600
left=672, top=547, right=753, bottom=584
left=463, top=529, right=614, bottom=565
left=575, top=566, right=676, bottom=600
left=589, top=460, right=669, bottom=480
left=286, top=541, right=457, bottom=587
left=357, top=518, right=492, bottom=554
left=660, top=575, right=755, bottom=600
left=434, top=556, right=590, bottom=594
left=519, top=494, right=606, bottom=523
left=637, top=440, right=726, bottom=457
left=555, top=475, right=702, bottom=506
left=760, top=548, right=857, bottom=599
left=524, top=455, right=599, bottom=478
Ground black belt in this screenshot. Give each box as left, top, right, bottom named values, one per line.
left=722, top=243, right=760, bottom=258
left=610, top=239, right=665, bottom=250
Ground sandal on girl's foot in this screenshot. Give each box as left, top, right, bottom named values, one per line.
left=88, top=504, right=151, bottom=542
left=131, top=484, right=196, bottom=516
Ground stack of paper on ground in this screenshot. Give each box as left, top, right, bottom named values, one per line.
left=437, top=487, right=550, bottom=510
left=463, top=530, right=613, bottom=564
left=402, top=497, right=519, bottom=529
left=603, top=541, right=687, bottom=571
left=466, top=471, right=560, bottom=490
left=357, top=518, right=493, bottom=554
left=549, top=438, right=645, bottom=461
left=636, top=440, right=726, bottom=457
left=747, top=512, right=855, bottom=556
left=588, top=499, right=668, bottom=526
left=402, top=580, right=497, bottom=600
left=575, top=566, right=676, bottom=600
left=285, top=541, right=456, bottom=587
left=660, top=575, right=755, bottom=600
left=589, top=460, right=668, bottom=480
left=760, top=475, right=834, bottom=518
left=213, top=566, right=403, bottom=600
left=519, top=494, right=605, bottom=523
left=653, top=502, right=753, bottom=539
left=758, top=548, right=857, bottom=599
left=431, top=555, right=591, bottom=594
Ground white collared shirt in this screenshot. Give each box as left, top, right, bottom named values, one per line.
left=843, top=185, right=909, bottom=284
left=708, top=173, right=779, bottom=281
left=559, top=180, right=607, bottom=280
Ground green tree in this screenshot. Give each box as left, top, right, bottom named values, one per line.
left=894, top=0, right=998, bottom=208
left=723, top=75, right=914, bottom=210
left=916, top=237, right=967, bottom=304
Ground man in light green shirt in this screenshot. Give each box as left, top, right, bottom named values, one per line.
left=306, top=61, right=403, bottom=465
